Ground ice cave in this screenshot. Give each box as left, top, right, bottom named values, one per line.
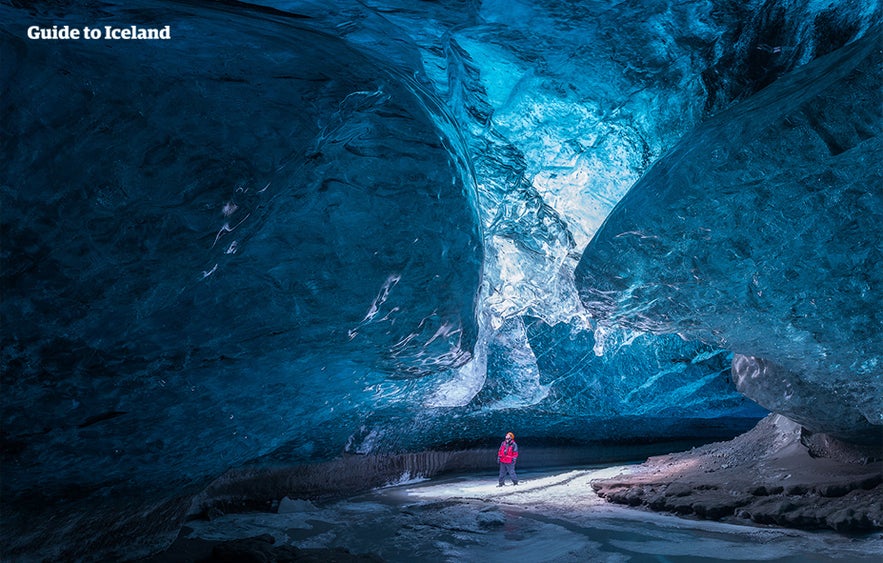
left=1, top=0, right=881, bottom=561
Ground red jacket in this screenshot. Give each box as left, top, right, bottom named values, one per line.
left=498, top=440, right=519, bottom=464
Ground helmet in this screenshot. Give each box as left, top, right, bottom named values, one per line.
left=505, top=432, right=514, bottom=440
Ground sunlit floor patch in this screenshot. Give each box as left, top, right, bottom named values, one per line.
left=181, top=467, right=883, bottom=562
left=392, top=466, right=631, bottom=510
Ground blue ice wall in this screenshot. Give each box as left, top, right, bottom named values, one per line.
left=1, top=1, right=483, bottom=494
left=1, top=2, right=881, bottom=557
left=576, top=30, right=882, bottom=442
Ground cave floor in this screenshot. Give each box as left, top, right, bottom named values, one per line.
left=156, top=465, right=883, bottom=562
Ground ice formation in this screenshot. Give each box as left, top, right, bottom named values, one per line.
left=576, top=29, right=882, bottom=442
left=1, top=0, right=880, bottom=559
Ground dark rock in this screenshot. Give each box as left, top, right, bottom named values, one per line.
left=665, top=483, right=693, bottom=497
left=826, top=508, right=871, bottom=533
left=622, top=487, right=646, bottom=506
left=801, top=428, right=883, bottom=462
left=647, top=495, right=669, bottom=511
left=817, top=483, right=850, bottom=498
left=748, top=485, right=784, bottom=496
left=591, top=416, right=883, bottom=532
left=859, top=475, right=883, bottom=490
left=661, top=495, right=695, bottom=515
left=691, top=501, right=731, bottom=520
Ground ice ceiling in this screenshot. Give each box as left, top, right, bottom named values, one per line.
left=1, top=0, right=881, bottom=531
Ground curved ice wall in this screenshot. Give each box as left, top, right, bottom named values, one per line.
left=1, top=0, right=881, bottom=557
left=1, top=0, right=485, bottom=495
left=576, top=30, right=882, bottom=442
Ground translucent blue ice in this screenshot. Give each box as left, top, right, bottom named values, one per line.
left=1, top=3, right=880, bottom=557
left=1, top=2, right=483, bottom=493
left=576, top=30, right=882, bottom=442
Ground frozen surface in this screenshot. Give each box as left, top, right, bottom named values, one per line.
left=1, top=0, right=483, bottom=495
left=178, top=467, right=883, bottom=562
left=1, top=0, right=797, bottom=503
left=1, top=0, right=881, bottom=558
left=575, top=29, right=882, bottom=442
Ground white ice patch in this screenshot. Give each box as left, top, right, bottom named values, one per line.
left=345, top=426, right=381, bottom=454
left=452, top=35, right=528, bottom=111
left=349, top=274, right=401, bottom=340
left=377, top=470, right=430, bottom=489
left=486, top=236, right=528, bottom=327
left=485, top=316, right=550, bottom=410
left=592, top=325, right=644, bottom=357
left=424, top=338, right=487, bottom=408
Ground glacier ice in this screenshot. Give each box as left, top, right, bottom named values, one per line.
left=183, top=469, right=883, bottom=562
left=1, top=0, right=482, bottom=496
left=576, top=30, right=882, bottom=442
left=1, top=0, right=882, bottom=558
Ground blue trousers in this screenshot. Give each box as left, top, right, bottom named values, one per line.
left=499, top=462, right=518, bottom=485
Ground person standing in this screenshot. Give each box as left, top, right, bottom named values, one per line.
left=497, top=432, right=519, bottom=486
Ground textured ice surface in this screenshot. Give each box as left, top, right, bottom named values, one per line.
left=1, top=0, right=881, bottom=558
left=1, top=0, right=483, bottom=495
left=576, top=31, right=882, bottom=441
left=1, top=0, right=799, bottom=501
